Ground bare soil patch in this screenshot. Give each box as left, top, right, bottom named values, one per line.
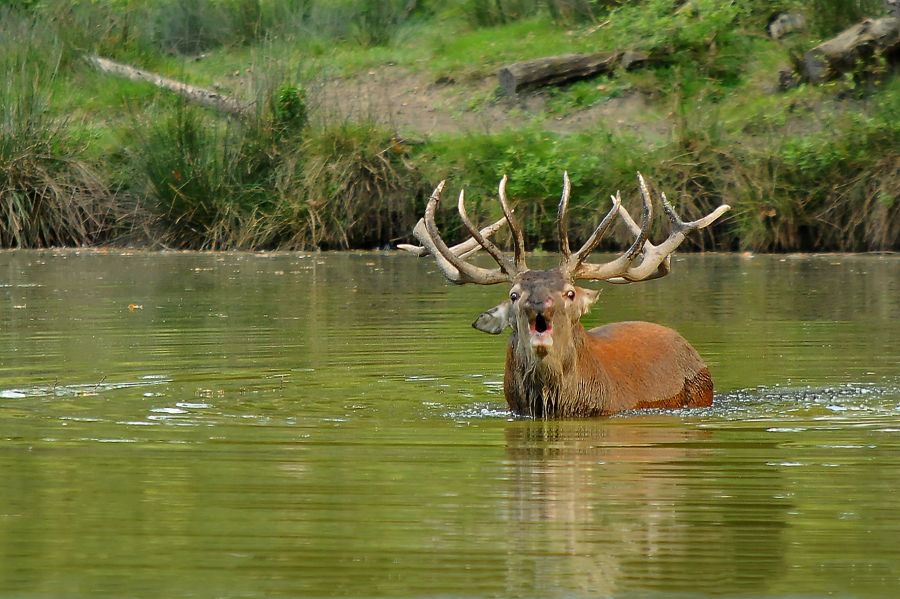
left=305, top=66, right=672, bottom=143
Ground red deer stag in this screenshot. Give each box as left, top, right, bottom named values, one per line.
left=399, top=173, right=730, bottom=418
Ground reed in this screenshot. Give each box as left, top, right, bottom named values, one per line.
left=0, top=12, right=117, bottom=248
left=280, top=120, right=419, bottom=249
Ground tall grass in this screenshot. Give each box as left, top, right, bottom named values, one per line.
left=137, top=107, right=265, bottom=249
left=456, top=0, right=617, bottom=27
left=134, top=73, right=419, bottom=250
left=0, top=11, right=117, bottom=248
left=419, top=90, right=900, bottom=255
left=134, top=73, right=311, bottom=251
left=420, top=126, right=733, bottom=253
left=26, top=0, right=417, bottom=60
left=121, top=94, right=900, bottom=254
left=296, top=121, right=418, bottom=248
left=808, top=0, right=886, bottom=38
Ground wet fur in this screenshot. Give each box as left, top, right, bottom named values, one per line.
left=505, top=320, right=712, bottom=418
left=473, top=269, right=714, bottom=418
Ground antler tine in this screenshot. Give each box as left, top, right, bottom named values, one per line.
left=628, top=172, right=654, bottom=261
left=575, top=172, right=730, bottom=283
left=397, top=214, right=507, bottom=258
left=456, top=189, right=518, bottom=276
left=604, top=191, right=670, bottom=284
left=406, top=181, right=510, bottom=285
left=618, top=190, right=730, bottom=281
left=563, top=190, right=621, bottom=276
left=456, top=216, right=507, bottom=260
left=572, top=172, right=653, bottom=281
left=497, top=175, right=528, bottom=273
left=557, top=171, right=572, bottom=263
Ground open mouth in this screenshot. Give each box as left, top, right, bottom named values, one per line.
left=529, top=314, right=552, bottom=351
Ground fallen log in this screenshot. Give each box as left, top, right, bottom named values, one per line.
left=497, top=51, right=621, bottom=96
left=802, top=16, right=900, bottom=83
left=87, top=55, right=249, bottom=118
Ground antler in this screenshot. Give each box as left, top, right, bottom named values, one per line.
left=402, top=172, right=729, bottom=287
left=398, top=181, right=526, bottom=285
left=397, top=216, right=507, bottom=260
left=561, top=172, right=730, bottom=283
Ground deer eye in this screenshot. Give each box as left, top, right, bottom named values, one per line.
left=510, top=292, right=520, bottom=302
left=565, top=290, right=576, bottom=300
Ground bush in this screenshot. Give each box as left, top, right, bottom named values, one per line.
left=292, top=121, right=418, bottom=249
left=0, top=12, right=117, bottom=248
left=136, top=105, right=282, bottom=249
left=272, top=82, right=309, bottom=132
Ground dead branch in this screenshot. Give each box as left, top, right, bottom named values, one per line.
left=87, top=55, right=250, bottom=118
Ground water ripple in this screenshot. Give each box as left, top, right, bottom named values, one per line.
left=0, top=376, right=172, bottom=399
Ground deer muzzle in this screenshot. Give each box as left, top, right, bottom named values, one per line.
left=525, top=298, right=554, bottom=354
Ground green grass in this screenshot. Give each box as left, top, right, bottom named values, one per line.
left=429, top=17, right=583, bottom=80
left=1, top=0, right=898, bottom=251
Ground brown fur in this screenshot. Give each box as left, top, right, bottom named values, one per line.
left=471, top=269, right=714, bottom=418
left=584, top=321, right=713, bottom=413
left=503, top=320, right=712, bottom=418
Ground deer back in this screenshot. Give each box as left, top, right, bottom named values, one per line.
left=477, top=270, right=713, bottom=417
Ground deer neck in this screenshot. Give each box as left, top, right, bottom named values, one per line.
left=508, top=323, right=608, bottom=418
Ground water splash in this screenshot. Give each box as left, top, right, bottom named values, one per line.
left=440, top=382, right=900, bottom=422
left=0, top=376, right=172, bottom=399
left=446, top=403, right=510, bottom=420
left=694, top=382, right=900, bottom=423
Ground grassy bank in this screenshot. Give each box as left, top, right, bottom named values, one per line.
left=2, top=0, right=899, bottom=252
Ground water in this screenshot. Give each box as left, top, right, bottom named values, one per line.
left=1, top=250, right=898, bottom=598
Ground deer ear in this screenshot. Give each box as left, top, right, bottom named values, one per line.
left=575, top=287, right=601, bottom=316
left=472, top=299, right=512, bottom=334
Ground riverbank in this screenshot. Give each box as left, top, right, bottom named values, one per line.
left=2, top=0, right=899, bottom=252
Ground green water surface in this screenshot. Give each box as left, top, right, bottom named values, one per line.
left=1, top=250, right=898, bottom=598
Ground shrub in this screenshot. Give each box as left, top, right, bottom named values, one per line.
left=0, top=12, right=117, bottom=248
left=272, top=82, right=309, bottom=132
left=290, top=121, right=418, bottom=249
left=135, top=105, right=281, bottom=249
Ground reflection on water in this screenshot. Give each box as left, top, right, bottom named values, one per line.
left=0, top=250, right=899, bottom=598
left=503, top=420, right=788, bottom=596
